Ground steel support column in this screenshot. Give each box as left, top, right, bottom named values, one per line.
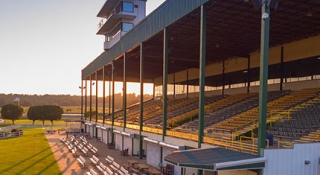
left=162, top=28, right=168, bottom=140
left=123, top=53, right=127, bottom=131
left=112, top=61, right=115, bottom=143
left=173, top=74, right=175, bottom=99
left=103, top=66, right=106, bottom=125
left=247, top=55, right=251, bottom=93
left=80, top=80, right=84, bottom=120
left=280, top=46, right=284, bottom=92
left=95, top=71, right=98, bottom=124
left=90, top=76, right=93, bottom=122
left=198, top=3, right=206, bottom=148
left=222, top=61, right=225, bottom=96
left=198, top=5, right=206, bottom=175
left=258, top=2, right=270, bottom=175
left=84, top=79, right=87, bottom=132
left=186, top=70, right=189, bottom=99
left=139, top=42, right=144, bottom=159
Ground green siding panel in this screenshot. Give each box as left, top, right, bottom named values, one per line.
left=82, top=0, right=209, bottom=78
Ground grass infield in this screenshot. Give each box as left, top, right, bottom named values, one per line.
left=0, top=127, right=61, bottom=175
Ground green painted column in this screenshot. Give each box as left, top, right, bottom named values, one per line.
left=280, top=46, right=284, bottom=92
left=162, top=27, right=168, bottom=140
left=95, top=71, right=98, bottom=124
left=139, top=42, right=144, bottom=159
left=102, top=66, right=106, bottom=125
left=80, top=80, right=84, bottom=132
left=258, top=0, right=270, bottom=168
left=90, top=76, right=93, bottom=122
left=186, top=70, right=189, bottom=99
left=112, top=61, right=115, bottom=143
left=198, top=5, right=206, bottom=175
left=80, top=80, right=84, bottom=120
left=84, top=79, right=87, bottom=132
left=247, top=55, right=251, bottom=93
left=123, top=53, right=127, bottom=131
left=198, top=4, right=206, bottom=149
left=222, top=61, right=225, bottom=96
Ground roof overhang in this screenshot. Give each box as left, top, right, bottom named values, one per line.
left=97, top=0, right=119, bottom=18
left=164, top=147, right=266, bottom=171
left=97, top=13, right=137, bottom=35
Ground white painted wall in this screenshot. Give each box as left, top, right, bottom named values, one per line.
left=263, top=143, right=320, bottom=175
left=115, top=133, right=122, bottom=150
left=146, top=142, right=161, bottom=167
left=102, top=129, right=108, bottom=144
left=123, top=135, right=132, bottom=155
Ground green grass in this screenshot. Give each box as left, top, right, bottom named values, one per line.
left=0, top=128, right=61, bottom=175
left=2, top=119, right=66, bottom=125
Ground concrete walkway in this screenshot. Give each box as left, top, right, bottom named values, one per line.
left=46, top=132, right=155, bottom=175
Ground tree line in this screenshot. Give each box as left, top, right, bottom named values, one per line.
left=1, top=104, right=63, bottom=124
left=0, top=93, right=153, bottom=110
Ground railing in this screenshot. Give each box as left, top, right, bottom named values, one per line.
left=278, top=141, right=293, bottom=148
left=0, top=124, right=22, bottom=131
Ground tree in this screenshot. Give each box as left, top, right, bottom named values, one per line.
left=0, top=104, right=23, bottom=124
left=27, top=106, right=42, bottom=124
left=27, top=105, right=63, bottom=124
left=43, top=105, right=63, bottom=125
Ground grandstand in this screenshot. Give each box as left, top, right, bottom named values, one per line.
left=81, top=0, right=320, bottom=175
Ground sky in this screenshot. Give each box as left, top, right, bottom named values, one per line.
left=0, top=0, right=165, bottom=96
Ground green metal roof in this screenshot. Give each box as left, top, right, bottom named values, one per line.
left=164, top=147, right=266, bottom=171
left=82, top=0, right=209, bottom=78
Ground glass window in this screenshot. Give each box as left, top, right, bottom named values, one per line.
left=122, top=2, right=134, bottom=13
left=122, top=22, right=133, bottom=32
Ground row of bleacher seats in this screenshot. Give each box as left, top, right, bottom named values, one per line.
left=144, top=96, right=223, bottom=126
left=178, top=93, right=259, bottom=130
left=268, top=89, right=320, bottom=141
left=207, top=90, right=290, bottom=132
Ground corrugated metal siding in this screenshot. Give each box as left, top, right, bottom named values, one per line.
left=82, top=0, right=210, bottom=78
left=263, top=143, right=320, bottom=175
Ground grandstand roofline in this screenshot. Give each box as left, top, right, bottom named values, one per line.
left=82, top=0, right=320, bottom=82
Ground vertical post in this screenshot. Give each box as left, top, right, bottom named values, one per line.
left=162, top=28, right=168, bottom=140
left=186, top=70, right=189, bottom=99
left=258, top=2, right=270, bottom=175
left=112, top=61, right=115, bottom=143
left=139, top=42, right=144, bottom=159
left=109, top=71, right=111, bottom=116
left=123, top=53, right=127, bottom=131
left=84, top=79, right=87, bottom=132
left=173, top=74, right=176, bottom=99
left=80, top=80, right=83, bottom=120
left=247, top=55, right=251, bottom=93
left=95, top=72, right=98, bottom=123
left=152, top=81, right=155, bottom=100
left=80, top=79, right=84, bottom=132
left=280, top=46, right=284, bottom=92
left=103, top=66, right=106, bottom=125
left=198, top=4, right=206, bottom=175
left=90, top=75, right=93, bottom=122
left=222, top=61, right=225, bottom=96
